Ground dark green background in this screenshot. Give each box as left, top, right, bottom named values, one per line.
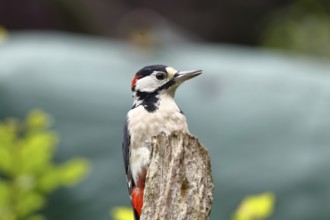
left=1, top=32, right=330, bottom=220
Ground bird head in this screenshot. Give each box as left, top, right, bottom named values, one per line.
left=131, top=64, right=202, bottom=96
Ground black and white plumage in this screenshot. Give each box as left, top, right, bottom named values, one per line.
left=122, top=64, right=202, bottom=219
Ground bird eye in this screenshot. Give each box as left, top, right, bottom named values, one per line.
left=156, top=72, right=166, bottom=80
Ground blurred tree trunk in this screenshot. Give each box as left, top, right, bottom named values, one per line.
left=141, top=131, right=214, bottom=220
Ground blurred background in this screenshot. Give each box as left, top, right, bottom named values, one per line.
left=1, top=0, right=330, bottom=219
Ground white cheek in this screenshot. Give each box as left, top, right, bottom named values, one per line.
left=136, top=78, right=157, bottom=92
left=136, top=77, right=168, bottom=92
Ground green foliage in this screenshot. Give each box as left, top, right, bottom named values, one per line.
left=111, top=207, right=134, bottom=220
left=0, top=110, right=90, bottom=220
left=0, top=26, right=8, bottom=44
left=111, top=192, right=276, bottom=220
left=262, top=0, right=330, bottom=58
left=232, top=192, right=275, bottom=220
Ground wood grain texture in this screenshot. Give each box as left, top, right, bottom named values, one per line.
left=141, top=131, right=214, bottom=220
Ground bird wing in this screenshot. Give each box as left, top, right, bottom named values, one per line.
left=122, top=118, right=140, bottom=220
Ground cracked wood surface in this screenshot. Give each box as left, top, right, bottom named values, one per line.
left=141, top=132, right=214, bottom=220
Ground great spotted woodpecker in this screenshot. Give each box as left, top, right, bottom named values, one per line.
left=122, top=64, right=202, bottom=219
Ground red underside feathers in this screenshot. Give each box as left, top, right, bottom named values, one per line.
left=131, top=168, right=147, bottom=216
left=131, top=186, right=144, bottom=216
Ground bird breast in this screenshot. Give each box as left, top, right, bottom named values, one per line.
left=127, top=95, right=189, bottom=182
left=128, top=96, right=189, bottom=149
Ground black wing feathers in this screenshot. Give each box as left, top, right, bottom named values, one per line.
left=122, top=119, right=130, bottom=175
left=122, top=118, right=140, bottom=220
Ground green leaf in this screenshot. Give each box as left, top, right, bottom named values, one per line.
left=111, top=207, right=134, bottom=220
left=57, top=158, right=90, bottom=186
left=16, top=192, right=45, bottom=218
left=232, top=192, right=275, bottom=220
left=26, top=110, right=52, bottom=129
left=19, top=132, right=57, bottom=174
left=26, top=214, right=46, bottom=220
left=0, top=181, right=10, bottom=206
left=37, top=167, right=61, bottom=193
left=0, top=147, right=11, bottom=173
left=0, top=109, right=90, bottom=220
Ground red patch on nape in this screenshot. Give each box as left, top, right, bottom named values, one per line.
left=131, top=76, right=137, bottom=91
left=131, top=74, right=143, bottom=91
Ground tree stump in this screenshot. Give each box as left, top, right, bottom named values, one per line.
left=141, top=131, right=214, bottom=220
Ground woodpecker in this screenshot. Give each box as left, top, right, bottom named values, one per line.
left=122, top=64, right=202, bottom=219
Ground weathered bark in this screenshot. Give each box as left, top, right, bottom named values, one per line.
left=141, top=131, right=214, bottom=220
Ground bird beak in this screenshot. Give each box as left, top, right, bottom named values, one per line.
left=173, top=70, right=202, bottom=84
